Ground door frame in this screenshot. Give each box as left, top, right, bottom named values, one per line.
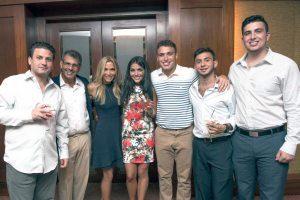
left=46, top=21, right=102, bottom=77
left=102, top=18, right=157, bottom=71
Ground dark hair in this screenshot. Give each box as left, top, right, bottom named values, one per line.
left=242, top=15, right=269, bottom=34
left=121, top=56, right=153, bottom=106
left=29, top=41, right=56, bottom=60
left=194, top=47, right=216, bottom=61
left=156, top=39, right=177, bottom=54
left=62, top=49, right=82, bottom=66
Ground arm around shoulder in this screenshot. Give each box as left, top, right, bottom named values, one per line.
left=87, top=83, right=97, bottom=99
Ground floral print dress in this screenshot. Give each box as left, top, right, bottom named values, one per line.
left=122, top=86, right=155, bottom=163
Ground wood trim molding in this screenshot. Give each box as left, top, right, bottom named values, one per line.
left=0, top=0, right=73, bottom=6
left=42, top=11, right=166, bottom=22
left=13, top=5, right=28, bottom=73
left=0, top=5, right=28, bottom=73
left=168, top=0, right=180, bottom=53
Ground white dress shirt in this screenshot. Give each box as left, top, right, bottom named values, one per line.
left=229, top=48, right=300, bottom=155
left=59, top=75, right=89, bottom=136
left=0, top=70, right=69, bottom=174
left=189, top=81, right=236, bottom=138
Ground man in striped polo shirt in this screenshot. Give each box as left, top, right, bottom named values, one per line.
left=151, top=40, right=229, bottom=200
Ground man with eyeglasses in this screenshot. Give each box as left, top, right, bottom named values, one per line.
left=151, top=40, right=230, bottom=200
left=0, top=41, right=69, bottom=200
left=53, top=49, right=93, bottom=200
left=189, top=47, right=235, bottom=200
left=229, top=15, right=300, bottom=199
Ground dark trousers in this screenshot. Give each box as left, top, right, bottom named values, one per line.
left=232, top=130, right=289, bottom=200
left=193, top=136, right=233, bottom=200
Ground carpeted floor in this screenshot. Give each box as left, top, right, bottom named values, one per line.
left=86, top=182, right=300, bottom=200
left=1, top=182, right=300, bottom=199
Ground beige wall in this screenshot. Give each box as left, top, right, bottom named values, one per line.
left=234, top=0, right=300, bottom=66
left=234, top=0, right=300, bottom=174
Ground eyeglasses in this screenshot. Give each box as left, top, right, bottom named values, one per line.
left=62, top=61, right=80, bottom=68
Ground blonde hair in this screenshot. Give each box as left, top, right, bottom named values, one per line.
left=93, top=56, right=122, bottom=105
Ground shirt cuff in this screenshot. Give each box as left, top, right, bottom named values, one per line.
left=280, top=141, right=297, bottom=156
left=59, top=147, right=69, bottom=160
left=22, top=109, right=34, bottom=123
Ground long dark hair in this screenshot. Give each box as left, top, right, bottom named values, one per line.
left=121, top=56, right=153, bottom=106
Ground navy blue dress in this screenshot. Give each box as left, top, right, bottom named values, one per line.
left=92, top=84, right=123, bottom=168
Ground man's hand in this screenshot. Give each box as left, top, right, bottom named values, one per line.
left=206, top=121, right=226, bottom=135
left=32, top=104, right=55, bottom=121
left=60, top=159, right=68, bottom=168
left=276, top=150, right=294, bottom=163
left=216, top=75, right=230, bottom=92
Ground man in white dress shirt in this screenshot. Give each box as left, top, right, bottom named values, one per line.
left=189, top=47, right=235, bottom=200
left=229, top=15, right=300, bottom=200
left=0, top=41, right=69, bottom=200
left=53, top=50, right=93, bottom=200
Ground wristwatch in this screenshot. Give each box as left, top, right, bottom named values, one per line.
left=224, top=123, right=233, bottom=133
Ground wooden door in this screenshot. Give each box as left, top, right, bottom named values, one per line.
left=101, top=18, right=158, bottom=182
left=46, top=18, right=158, bottom=182
left=0, top=5, right=29, bottom=195
left=46, top=21, right=102, bottom=78
left=169, top=0, right=234, bottom=75
left=102, top=18, right=157, bottom=72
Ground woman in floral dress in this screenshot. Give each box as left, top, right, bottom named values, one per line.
left=121, top=56, right=155, bottom=200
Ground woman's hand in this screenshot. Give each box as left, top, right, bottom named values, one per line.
left=144, top=99, right=155, bottom=117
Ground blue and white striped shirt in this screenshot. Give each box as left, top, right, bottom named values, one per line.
left=151, top=65, right=198, bottom=129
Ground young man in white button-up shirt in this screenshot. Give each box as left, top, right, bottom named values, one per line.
left=189, top=47, right=235, bottom=200
left=151, top=40, right=230, bottom=200
left=53, top=50, right=93, bottom=200
left=229, top=15, right=300, bottom=200
left=0, top=41, right=69, bottom=200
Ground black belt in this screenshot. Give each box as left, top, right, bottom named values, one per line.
left=236, top=125, right=285, bottom=137
left=196, top=135, right=231, bottom=143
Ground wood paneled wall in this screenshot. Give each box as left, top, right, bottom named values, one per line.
left=169, top=0, right=234, bottom=75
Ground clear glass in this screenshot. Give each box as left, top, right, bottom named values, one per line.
left=113, top=28, right=146, bottom=78
left=60, top=31, right=92, bottom=81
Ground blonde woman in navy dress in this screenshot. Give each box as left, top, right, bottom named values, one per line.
left=88, top=56, right=123, bottom=200
left=121, top=56, right=155, bottom=200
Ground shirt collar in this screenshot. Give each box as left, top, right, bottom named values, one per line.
left=157, top=64, right=181, bottom=77
left=24, top=70, right=34, bottom=80
left=236, top=47, right=273, bottom=68
left=59, top=74, right=81, bottom=87
left=24, top=70, right=54, bottom=85
left=191, top=77, right=219, bottom=91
